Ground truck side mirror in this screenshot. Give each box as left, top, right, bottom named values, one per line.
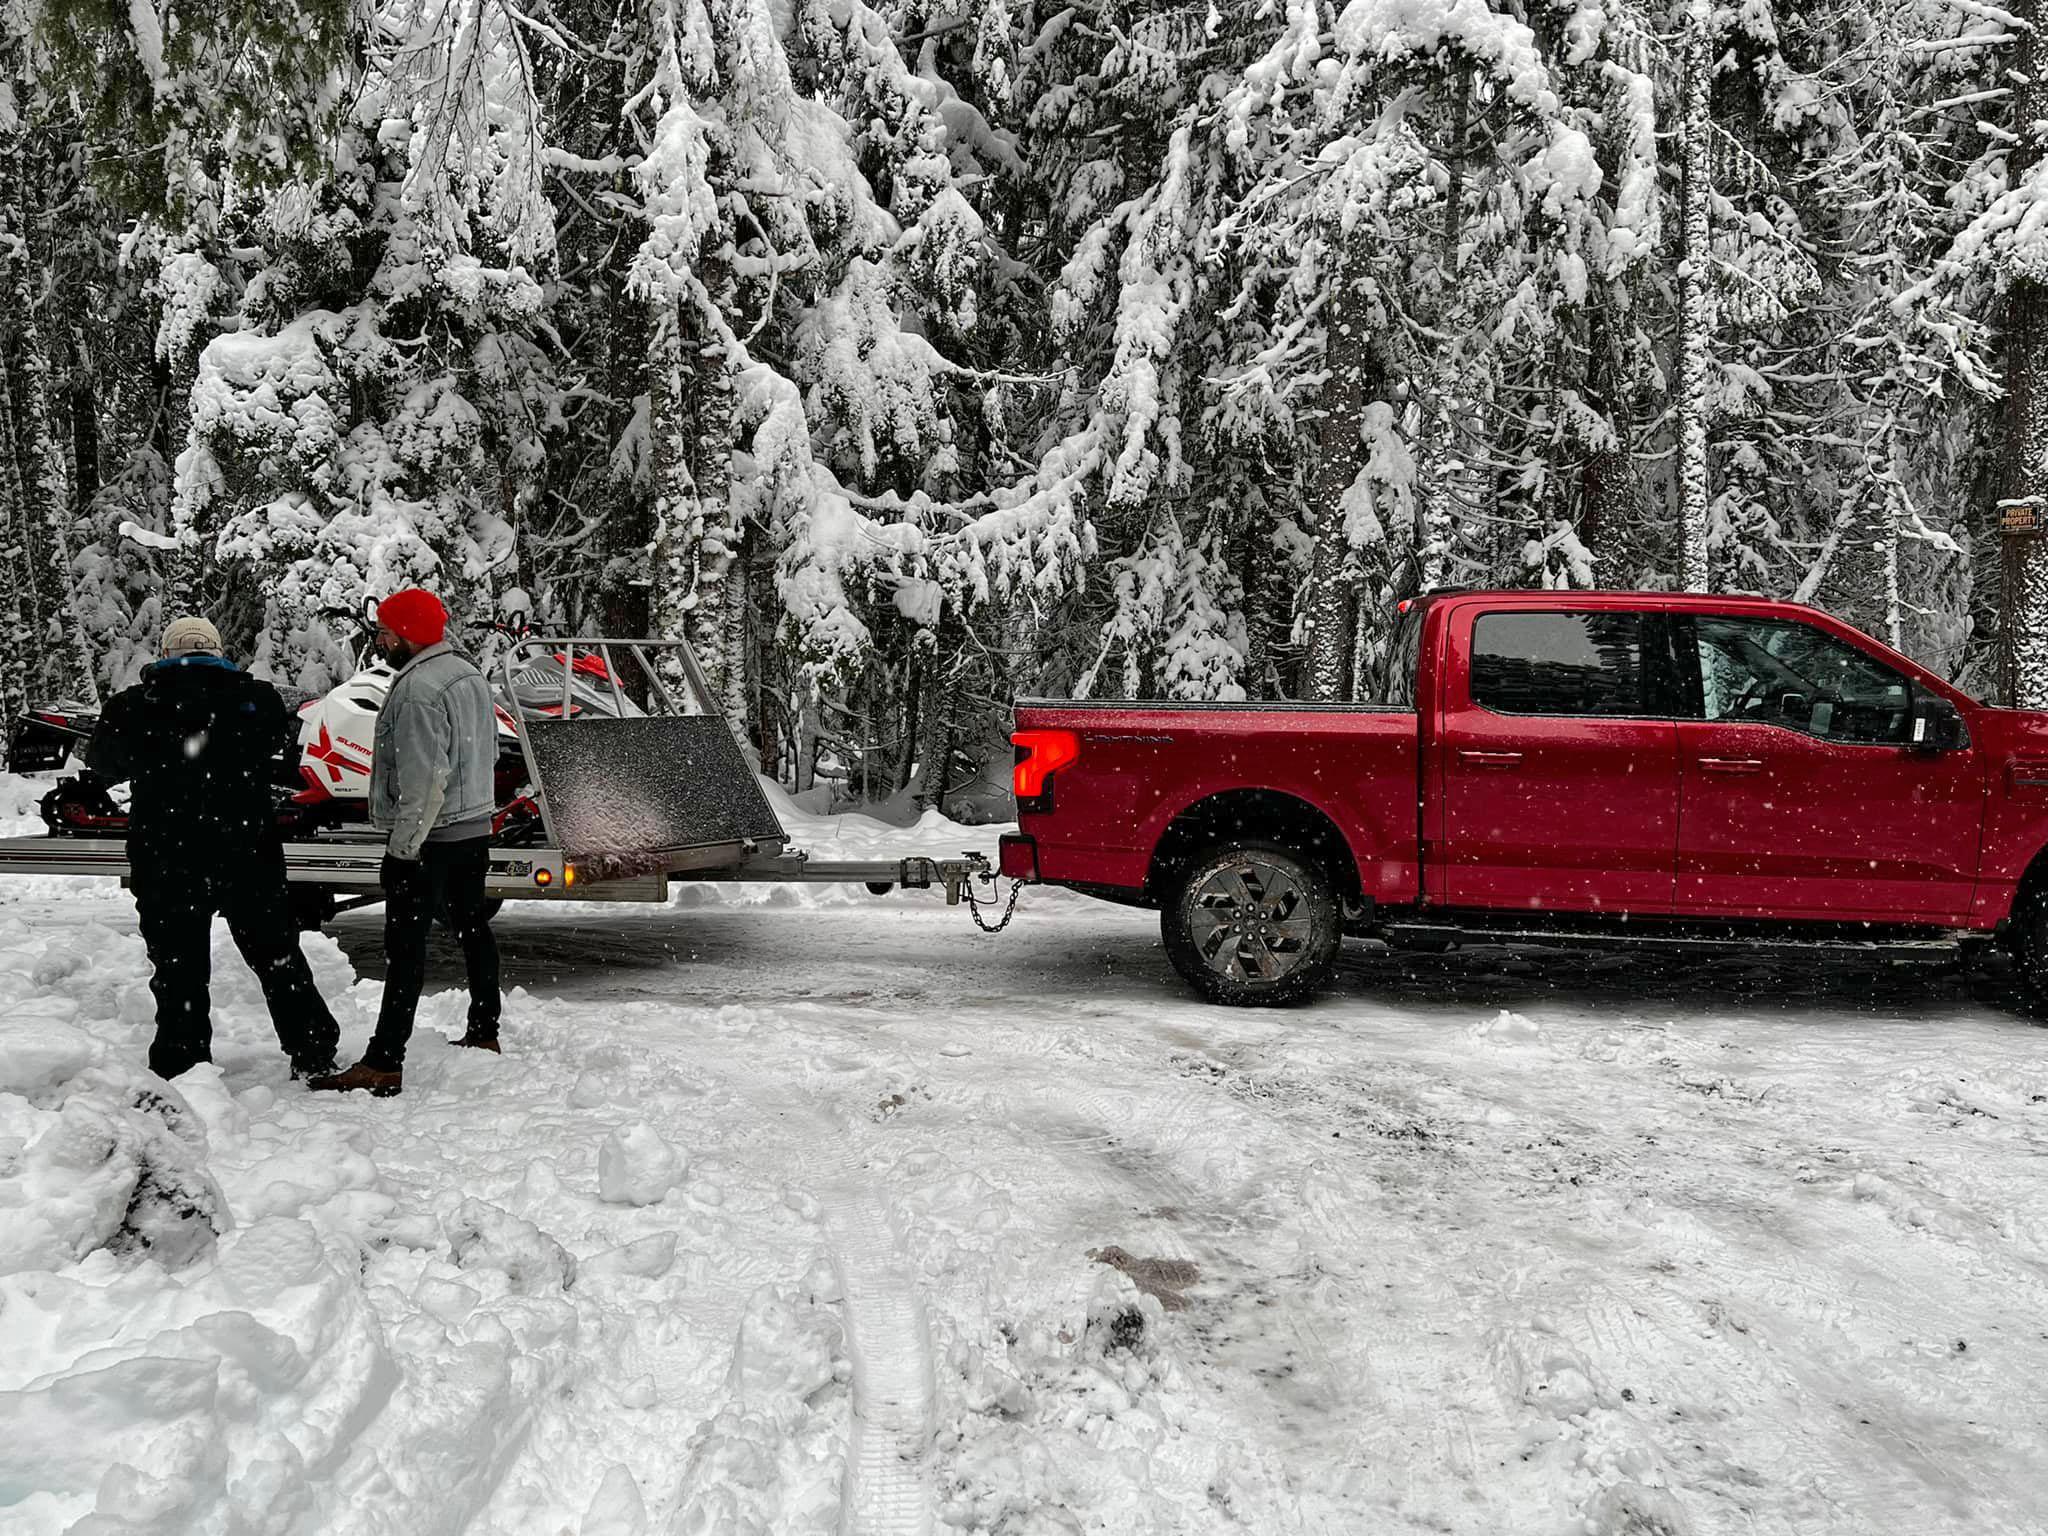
left=1910, top=695, right=1967, bottom=753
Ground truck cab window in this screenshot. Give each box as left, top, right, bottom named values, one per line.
left=1470, top=612, right=1645, bottom=716
left=1691, top=617, right=1911, bottom=744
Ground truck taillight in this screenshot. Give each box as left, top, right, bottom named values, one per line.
left=1012, top=729, right=1080, bottom=800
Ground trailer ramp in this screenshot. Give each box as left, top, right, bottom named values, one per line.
left=520, top=714, right=785, bottom=878
left=501, top=637, right=786, bottom=879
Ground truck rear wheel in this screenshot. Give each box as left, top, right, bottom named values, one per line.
left=1162, top=841, right=1341, bottom=1006
left=2011, top=892, right=2048, bottom=1008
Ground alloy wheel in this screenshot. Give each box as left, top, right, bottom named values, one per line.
left=1187, top=855, right=1317, bottom=983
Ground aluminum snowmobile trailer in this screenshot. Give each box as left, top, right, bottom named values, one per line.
left=0, top=637, right=998, bottom=921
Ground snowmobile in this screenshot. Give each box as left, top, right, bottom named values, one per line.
left=20, top=622, right=644, bottom=845
left=7, top=704, right=105, bottom=775
left=287, top=643, right=643, bottom=840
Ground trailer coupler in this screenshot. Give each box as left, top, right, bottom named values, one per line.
left=867, top=853, right=1020, bottom=927
left=850, top=852, right=994, bottom=905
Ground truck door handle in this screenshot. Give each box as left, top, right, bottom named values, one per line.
left=1458, top=750, right=1524, bottom=768
left=1697, top=757, right=1764, bottom=775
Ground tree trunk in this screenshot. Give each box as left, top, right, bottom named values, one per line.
left=1302, top=260, right=1376, bottom=701
left=914, top=638, right=951, bottom=812
left=751, top=535, right=782, bottom=781
left=795, top=697, right=820, bottom=795
left=2002, top=0, right=2048, bottom=706
left=1239, top=493, right=1273, bottom=700
left=716, top=514, right=750, bottom=736
left=1574, top=300, right=1650, bottom=582
left=67, top=325, right=98, bottom=519
left=600, top=241, right=653, bottom=640
left=2001, top=274, right=2048, bottom=706
left=1882, top=496, right=1904, bottom=652
left=3, top=146, right=99, bottom=704
left=647, top=297, right=696, bottom=695
left=1675, top=1, right=1714, bottom=593
left=0, top=360, right=35, bottom=739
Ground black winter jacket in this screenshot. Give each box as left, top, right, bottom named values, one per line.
left=87, top=658, right=294, bottom=874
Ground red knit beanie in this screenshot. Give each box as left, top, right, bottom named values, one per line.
left=377, top=588, right=448, bottom=646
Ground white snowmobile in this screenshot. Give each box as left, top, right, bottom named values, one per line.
left=31, top=613, right=644, bottom=842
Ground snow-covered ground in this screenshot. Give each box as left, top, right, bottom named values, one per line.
left=3, top=771, right=2047, bottom=1535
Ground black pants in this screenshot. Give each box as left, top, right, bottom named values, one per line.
left=134, top=858, right=341, bottom=1079
left=366, top=838, right=500, bottom=1070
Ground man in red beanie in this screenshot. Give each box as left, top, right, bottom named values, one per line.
left=311, top=588, right=502, bottom=1095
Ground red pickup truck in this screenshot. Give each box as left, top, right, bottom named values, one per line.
left=1000, top=590, right=2048, bottom=1006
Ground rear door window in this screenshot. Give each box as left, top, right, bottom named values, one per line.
left=1469, top=611, right=1648, bottom=717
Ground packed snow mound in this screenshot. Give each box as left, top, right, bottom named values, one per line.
left=0, top=896, right=641, bottom=1535
left=446, top=1197, right=578, bottom=1292
left=0, top=1214, right=392, bottom=1534
left=1472, top=1007, right=1544, bottom=1044
left=668, top=1272, right=850, bottom=1536
left=0, top=920, right=231, bottom=1276
left=598, top=1120, right=685, bottom=1206
left=1, top=771, right=61, bottom=834
left=0, top=1059, right=229, bottom=1275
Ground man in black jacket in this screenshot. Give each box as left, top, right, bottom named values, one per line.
left=87, top=616, right=341, bottom=1080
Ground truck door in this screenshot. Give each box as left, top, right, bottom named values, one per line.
left=1671, top=613, right=1982, bottom=923
left=1437, top=607, right=1680, bottom=914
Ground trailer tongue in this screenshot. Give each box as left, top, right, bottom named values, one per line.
left=0, top=635, right=1002, bottom=919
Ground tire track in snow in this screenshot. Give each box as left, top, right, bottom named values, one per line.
left=672, top=1013, right=939, bottom=1536
left=822, top=1170, right=935, bottom=1536
left=999, top=1071, right=1378, bottom=1530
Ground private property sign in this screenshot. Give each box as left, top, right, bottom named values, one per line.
left=2001, top=500, right=2042, bottom=534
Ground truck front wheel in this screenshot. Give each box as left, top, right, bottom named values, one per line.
left=2011, top=892, right=2048, bottom=1008
left=1162, top=841, right=1341, bottom=1006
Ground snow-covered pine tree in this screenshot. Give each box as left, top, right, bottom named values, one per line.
left=0, top=129, right=100, bottom=703
left=1215, top=0, right=1604, bottom=697
left=1890, top=0, right=2048, bottom=699
left=1994, top=0, right=2048, bottom=704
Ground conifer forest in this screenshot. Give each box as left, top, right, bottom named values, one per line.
left=6, top=0, right=2048, bottom=805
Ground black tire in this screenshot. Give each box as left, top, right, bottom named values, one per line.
left=1161, top=840, right=1342, bottom=1006
left=2010, top=892, right=2048, bottom=1006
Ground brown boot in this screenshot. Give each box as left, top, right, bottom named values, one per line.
left=453, top=1029, right=501, bottom=1053
left=307, top=1061, right=402, bottom=1097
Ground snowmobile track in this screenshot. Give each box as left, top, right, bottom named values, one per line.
left=824, top=1174, right=935, bottom=1536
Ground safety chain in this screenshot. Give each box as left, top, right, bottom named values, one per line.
left=965, top=875, right=1024, bottom=933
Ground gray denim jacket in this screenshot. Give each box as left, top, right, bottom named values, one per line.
left=369, top=641, right=498, bottom=859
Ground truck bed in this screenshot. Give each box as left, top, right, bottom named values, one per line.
left=1008, top=699, right=1421, bottom=903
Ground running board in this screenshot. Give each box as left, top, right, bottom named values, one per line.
left=1380, top=920, right=1972, bottom=960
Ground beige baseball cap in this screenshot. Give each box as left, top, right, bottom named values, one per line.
left=161, top=616, right=224, bottom=657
